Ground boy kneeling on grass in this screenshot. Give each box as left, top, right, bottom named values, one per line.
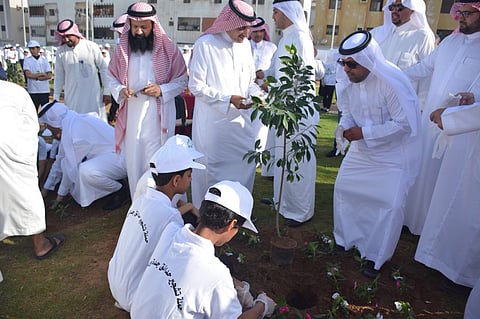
left=108, top=143, right=205, bottom=312
left=131, top=180, right=276, bottom=319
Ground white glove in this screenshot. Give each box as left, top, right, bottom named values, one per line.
left=254, top=293, right=276, bottom=318
left=334, top=125, right=349, bottom=155
left=235, top=281, right=254, bottom=310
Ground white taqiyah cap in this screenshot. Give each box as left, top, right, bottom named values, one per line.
left=164, top=134, right=203, bottom=159
left=149, top=144, right=205, bottom=174
left=204, top=180, right=257, bottom=233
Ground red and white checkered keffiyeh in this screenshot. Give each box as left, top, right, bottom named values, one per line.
left=450, top=1, right=480, bottom=19
left=108, top=2, right=187, bottom=153
left=54, top=19, right=85, bottom=46
left=203, top=0, right=256, bottom=35
left=250, top=17, right=271, bottom=41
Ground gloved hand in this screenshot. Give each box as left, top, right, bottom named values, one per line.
left=235, top=281, right=254, bottom=310
left=334, top=125, right=348, bottom=155
left=254, top=292, right=276, bottom=318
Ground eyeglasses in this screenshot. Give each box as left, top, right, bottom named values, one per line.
left=337, top=58, right=359, bottom=69
left=455, top=10, right=479, bottom=19
left=388, top=4, right=406, bottom=12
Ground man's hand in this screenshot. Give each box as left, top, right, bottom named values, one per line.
left=430, top=108, right=446, bottom=130
left=230, top=95, right=252, bottom=110
left=456, top=92, right=475, bottom=105
left=343, top=127, right=363, bottom=141
left=143, top=82, right=162, bottom=98
left=102, top=95, right=111, bottom=105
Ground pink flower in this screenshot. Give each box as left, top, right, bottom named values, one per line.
left=305, top=313, right=312, bottom=319
left=279, top=306, right=290, bottom=314
left=396, top=280, right=401, bottom=289
left=354, top=281, right=357, bottom=289
left=304, top=241, right=308, bottom=246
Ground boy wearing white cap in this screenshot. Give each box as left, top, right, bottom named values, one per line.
left=131, top=180, right=276, bottom=319
left=108, top=143, right=205, bottom=312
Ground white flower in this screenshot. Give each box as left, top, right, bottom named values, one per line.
left=394, top=301, right=403, bottom=311
left=342, top=300, right=349, bottom=307
left=327, top=271, right=333, bottom=277
left=332, top=292, right=340, bottom=300
left=376, top=313, right=384, bottom=319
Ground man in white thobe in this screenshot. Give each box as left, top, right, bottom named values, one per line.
left=260, top=0, right=319, bottom=227
left=189, top=0, right=262, bottom=207
left=249, top=17, right=277, bottom=178
left=371, top=0, right=435, bottom=111
left=108, top=3, right=188, bottom=197
left=1, top=81, right=64, bottom=262
left=39, top=101, right=128, bottom=209
left=415, top=100, right=480, bottom=288
left=53, top=19, right=110, bottom=118
left=403, top=0, right=480, bottom=235
left=333, top=31, right=421, bottom=278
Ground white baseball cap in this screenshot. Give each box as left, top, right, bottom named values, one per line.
left=27, top=40, right=41, bottom=48
left=164, top=134, right=203, bottom=160
left=204, top=180, right=257, bottom=233
left=149, top=144, right=205, bottom=174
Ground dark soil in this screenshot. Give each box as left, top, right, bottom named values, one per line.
left=220, top=225, right=470, bottom=318
left=41, top=192, right=470, bottom=319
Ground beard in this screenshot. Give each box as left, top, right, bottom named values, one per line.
left=129, top=32, right=154, bottom=53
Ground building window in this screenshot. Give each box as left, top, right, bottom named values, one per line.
left=214, top=0, right=222, bottom=3
left=31, top=26, right=46, bottom=37
left=184, top=0, right=191, bottom=3
left=252, top=0, right=265, bottom=4
left=1, top=25, right=5, bottom=32
left=94, top=27, right=114, bottom=40
left=147, top=0, right=157, bottom=3
left=50, top=29, right=55, bottom=36
left=369, top=0, right=383, bottom=12
left=29, top=6, right=45, bottom=17
left=49, top=9, right=55, bottom=16
left=93, top=4, right=114, bottom=18
left=329, top=0, right=341, bottom=9
left=441, top=0, right=455, bottom=14
left=178, top=17, right=200, bottom=31
left=326, top=24, right=339, bottom=35
left=0, top=5, right=3, bottom=12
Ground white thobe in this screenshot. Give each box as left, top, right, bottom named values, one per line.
left=334, top=74, right=418, bottom=270
left=131, top=223, right=243, bottom=318
left=250, top=39, right=277, bottom=72
left=108, top=188, right=183, bottom=312
left=403, top=32, right=480, bottom=235
left=465, top=277, right=480, bottom=319
left=0, top=81, right=45, bottom=240
left=267, top=25, right=320, bottom=223
left=189, top=32, right=261, bottom=207
left=250, top=39, right=277, bottom=177
left=415, top=103, right=480, bottom=288
left=46, top=112, right=126, bottom=207
left=109, top=52, right=187, bottom=196
left=54, top=39, right=109, bottom=117
left=371, top=20, right=435, bottom=109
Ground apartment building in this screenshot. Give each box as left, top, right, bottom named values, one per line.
left=1, top=0, right=459, bottom=48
